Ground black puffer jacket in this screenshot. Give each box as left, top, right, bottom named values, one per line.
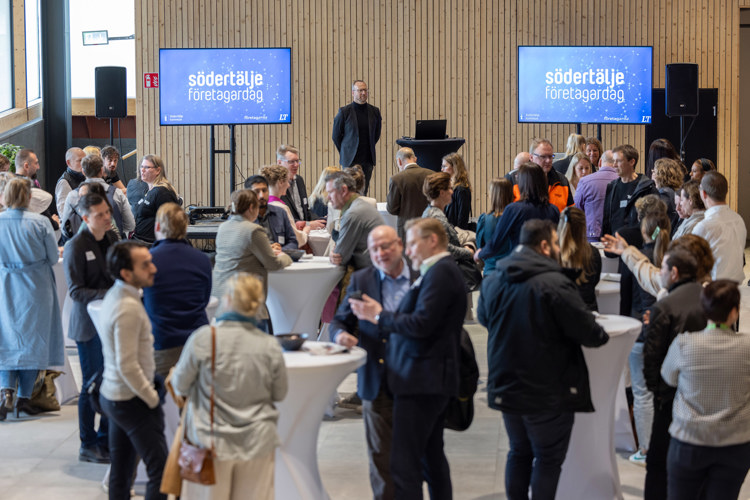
left=643, top=279, right=707, bottom=403
left=478, top=245, right=609, bottom=414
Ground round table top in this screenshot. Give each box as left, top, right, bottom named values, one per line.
left=282, top=342, right=366, bottom=369
left=271, top=255, right=341, bottom=272
left=595, top=314, right=641, bottom=338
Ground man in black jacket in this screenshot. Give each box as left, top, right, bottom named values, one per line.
left=642, top=247, right=707, bottom=500
left=63, top=192, right=117, bottom=463
left=478, top=219, right=609, bottom=499
left=276, top=144, right=325, bottom=229
left=332, top=80, right=382, bottom=195
left=601, top=144, right=658, bottom=237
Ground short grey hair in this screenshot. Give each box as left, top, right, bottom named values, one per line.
left=396, top=147, right=416, bottom=162
left=325, top=171, right=357, bottom=192
left=600, top=150, right=615, bottom=166
left=276, top=144, right=299, bottom=161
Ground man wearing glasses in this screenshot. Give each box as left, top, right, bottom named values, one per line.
left=506, top=138, right=574, bottom=212
left=332, top=80, right=383, bottom=196
left=277, top=144, right=325, bottom=230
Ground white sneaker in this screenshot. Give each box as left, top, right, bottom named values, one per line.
left=629, top=450, right=647, bottom=467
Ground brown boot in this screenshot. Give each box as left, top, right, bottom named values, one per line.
left=0, top=389, right=14, bottom=421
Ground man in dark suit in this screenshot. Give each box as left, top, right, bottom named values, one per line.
left=332, top=80, right=382, bottom=195
left=276, top=144, right=325, bottom=229
left=386, top=147, right=433, bottom=242
left=332, top=225, right=414, bottom=500
left=63, top=192, right=117, bottom=463
left=350, top=218, right=465, bottom=500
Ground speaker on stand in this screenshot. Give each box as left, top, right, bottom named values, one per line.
left=665, top=63, right=699, bottom=162
left=95, top=66, right=127, bottom=144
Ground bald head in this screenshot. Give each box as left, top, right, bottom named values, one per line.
left=368, top=225, right=404, bottom=277
left=66, top=147, right=85, bottom=172
left=513, top=151, right=531, bottom=170
left=600, top=150, right=615, bottom=167
left=396, top=147, right=417, bottom=171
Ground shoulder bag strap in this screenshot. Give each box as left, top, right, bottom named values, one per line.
left=210, top=325, right=216, bottom=451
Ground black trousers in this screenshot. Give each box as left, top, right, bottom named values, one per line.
left=363, top=388, right=395, bottom=500
left=101, top=395, right=167, bottom=500
left=668, top=437, right=750, bottom=499
left=645, top=395, right=673, bottom=500
left=391, top=393, right=451, bottom=500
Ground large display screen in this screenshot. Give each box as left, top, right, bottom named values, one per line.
left=159, top=48, right=292, bottom=126
left=518, top=46, right=653, bottom=125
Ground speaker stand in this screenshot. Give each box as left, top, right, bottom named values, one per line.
left=209, top=124, right=237, bottom=206
left=678, top=116, right=697, bottom=163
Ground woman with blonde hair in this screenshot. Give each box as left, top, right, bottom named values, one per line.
left=132, top=154, right=178, bottom=243
left=0, top=171, right=16, bottom=211
left=260, top=164, right=309, bottom=247
left=441, top=152, right=472, bottom=229
left=212, top=189, right=292, bottom=332
left=308, top=166, right=341, bottom=219
left=565, top=152, right=593, bottom=193
left=552, top=133, right=585, bottom=175
left=0, top=177, right=64, bottom=419
left=558, top=206, right=601, bottom=311
left=171, top=272, right=288, bottom=499
left=476, top=178, right=514, bottom=273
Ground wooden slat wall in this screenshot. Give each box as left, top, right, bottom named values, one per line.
left=135, top=0, right=743, bottom=212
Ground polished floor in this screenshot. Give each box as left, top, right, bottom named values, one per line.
left=2, top=269, right=750, bottom=499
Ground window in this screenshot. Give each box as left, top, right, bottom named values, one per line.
left=0, top=0, right=12, bottom=112
left=25, top=0, right=42, bottom=104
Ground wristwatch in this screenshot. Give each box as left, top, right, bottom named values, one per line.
left=374, top=313, right=381, bottom=323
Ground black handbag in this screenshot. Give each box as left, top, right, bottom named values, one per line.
left=455, top=253, right=483, bottom=292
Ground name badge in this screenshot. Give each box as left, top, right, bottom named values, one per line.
left=278, top=236, right=285, bottom=245
left=303, top=197, right=308, bottom=206
left=85, top=251, right=96, bottom=261
left=619, top=200, right=627, bottom=208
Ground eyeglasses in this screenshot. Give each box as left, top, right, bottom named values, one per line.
left=140, top=165, right=158, bottom=170
left=282, top=159, right=300, bottom=165
left=532, top=153, right=555, bottom=161
left=368, top=239, right=399, bottom=253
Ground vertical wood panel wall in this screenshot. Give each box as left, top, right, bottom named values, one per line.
left=135, top=0, right=742, bottom=212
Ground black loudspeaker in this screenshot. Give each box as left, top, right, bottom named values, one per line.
left=95, top=66, right=127, bottom=119
left=665, top=63, right=699, bottom=117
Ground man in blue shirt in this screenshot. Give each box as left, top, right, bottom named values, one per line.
left=244, top=174, right=298, bottom=251
left=331, top=225, right=412, bottom=500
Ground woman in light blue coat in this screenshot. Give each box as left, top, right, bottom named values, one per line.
left=0, top=178, right=64, bottom=419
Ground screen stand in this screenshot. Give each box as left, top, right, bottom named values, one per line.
left=209, top=124, right=237, bottom=206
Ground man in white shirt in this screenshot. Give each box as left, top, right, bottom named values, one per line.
left=693, top=171, right=747, bottom=283
left=98, top=241, right=167, bottom=499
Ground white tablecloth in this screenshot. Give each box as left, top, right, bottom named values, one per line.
left=376, top=202, right=398, bottom=231
left=52, top=258, right=79, bottom=403
left=266, top=256, right=344, bottom=335
left=307, top=229, right=332, bottom=256
left=556, top=314, right=641, bottom=500
left=595, top=280, right=620, bottom=315
left=275, top=342, right=366, bottom=499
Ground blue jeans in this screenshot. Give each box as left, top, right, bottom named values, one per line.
left=502, top=412, right=575, bottom=500
left=0, top=369, right=38, bottom=398
left=76, top=335, right=108, bottom=449
left=101, top=395, right=167, bottom=500
left=629, top=341, right=653, bottom=451
left=668, top=438, right=750, bottom=499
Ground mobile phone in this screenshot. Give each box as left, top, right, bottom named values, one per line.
left=349, top=290, right=364, bottom=300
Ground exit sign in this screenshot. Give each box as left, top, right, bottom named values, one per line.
left=144, top=73, right=159, bottom=88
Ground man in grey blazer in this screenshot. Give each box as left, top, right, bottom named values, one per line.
left=332, top=80, right=382, bottom=195
left=386, top=147, right=432, bottom=242
left=63, top=192, right=117, bottom=463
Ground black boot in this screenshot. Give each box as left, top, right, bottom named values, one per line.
left=0, top=389, right=13, bottom=421
left=15, top=397, right=40, bottom=417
